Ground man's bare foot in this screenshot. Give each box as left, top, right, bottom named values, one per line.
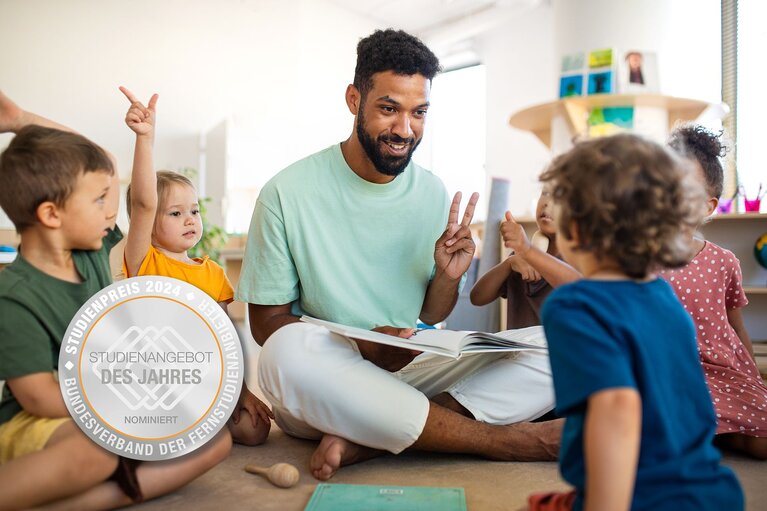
left=309, top=434, right=385, bottom=480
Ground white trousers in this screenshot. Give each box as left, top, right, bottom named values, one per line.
left=258, top=323, right=555, bottom=454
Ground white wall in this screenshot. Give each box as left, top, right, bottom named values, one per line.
left=475, top=0, right=721, bottom=218
left=0, top=0, right=724, bottom=228
left=221, top=0, right=383, bottom=232
left=477, top=4, right=556, bottom=217
left=0, top=0, right=377, bottom=229
left=553, top=0, right=721, bottom=102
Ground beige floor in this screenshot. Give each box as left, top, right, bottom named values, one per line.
left=133, top=427, right=766, bottom=511
left=133, top=333, right=767, bottom=511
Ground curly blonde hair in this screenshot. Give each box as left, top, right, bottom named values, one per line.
left=540, top=134, right=706, bottom=279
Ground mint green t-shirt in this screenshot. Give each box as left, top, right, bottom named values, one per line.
left=236, top=144, right=451, bottom=329
left=0, top=227, right=122, bottom=425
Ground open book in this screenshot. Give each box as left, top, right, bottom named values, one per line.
left=300, top=316, right=547, bottom=359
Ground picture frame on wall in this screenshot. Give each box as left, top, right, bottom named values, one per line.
left=559, top=74, right=584, bottom=97
left=586, top=48, right=615, bottom=95
left=559, top=52, right=586, bottom=98
left=587, top=70, right=613, bottom=94
left=588, top=48, right=614, bottom=69
left=617, top=50, right=659, bottom=93
left=561, top=52, right=585, bottom=74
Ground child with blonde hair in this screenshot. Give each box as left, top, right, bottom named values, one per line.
left=119, top=87, right=273, bottom=446
left=662, top=124, right=767, bottom=459
left=528, top=134, right=743, bottom=510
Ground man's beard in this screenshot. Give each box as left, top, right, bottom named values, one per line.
left=356, top=106, right=420, bottom=177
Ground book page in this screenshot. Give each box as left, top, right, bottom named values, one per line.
left=416, top=325, right=547, bottom=353
left=300, top=317, right=547, bottom=358
left=300, top=316, right=462, bottom=358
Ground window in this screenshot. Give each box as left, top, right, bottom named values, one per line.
left=736, top=0, right=766, bottom=202
left=414, top=64, right=488, bottom=221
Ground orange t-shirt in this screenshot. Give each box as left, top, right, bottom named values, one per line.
left=123, top=245, right=234, bottom=303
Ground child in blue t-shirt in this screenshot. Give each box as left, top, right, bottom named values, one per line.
left=528, top=133, right=743, bottom=511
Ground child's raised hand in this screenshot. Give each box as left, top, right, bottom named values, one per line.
left=0, top=90, right=25, bottom=133
left=500, top=211, right=531, bottom=256
left=119, top=86, right=158, bottom=136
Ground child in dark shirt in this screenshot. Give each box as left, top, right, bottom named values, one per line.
left=528, top=133, right=743, bottom=510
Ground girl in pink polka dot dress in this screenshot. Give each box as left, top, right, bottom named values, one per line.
left=661, top=125, right=767, bottom=460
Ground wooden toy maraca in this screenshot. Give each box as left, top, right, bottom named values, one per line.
left=244, top=463, right=300, bottom=488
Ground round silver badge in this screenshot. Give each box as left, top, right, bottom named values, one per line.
left=58, top=276, right=243, bottom=461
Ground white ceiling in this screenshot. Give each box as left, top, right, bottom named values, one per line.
left=326, top=0, right=529, bottom=36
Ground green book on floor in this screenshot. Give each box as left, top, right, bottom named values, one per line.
left=304, top=483, right=467, bottom=511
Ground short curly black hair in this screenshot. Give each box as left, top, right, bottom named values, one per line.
left=540, top=134, right=706, bottom=279
left=353, top=29, right=441, bottom=98
left=668, top=124, right=727, bottom=199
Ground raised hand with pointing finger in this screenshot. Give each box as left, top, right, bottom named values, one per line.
left=118, top=87, right=274, bottom=448
left=119, top=86, right=158, bottom=137
left=119, top=85, right=160, bottom=280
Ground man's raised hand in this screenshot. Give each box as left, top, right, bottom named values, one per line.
left=119, top=86, right=158, bottom=137
left=434, top=191, right=480, bottom=280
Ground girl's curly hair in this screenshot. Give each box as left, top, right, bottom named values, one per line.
left=540, top=134, right=706, bottom=279
left=668, top=123, right=727, bottom=199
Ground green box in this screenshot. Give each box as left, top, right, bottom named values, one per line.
left=304, top=483, right=467, bottom=511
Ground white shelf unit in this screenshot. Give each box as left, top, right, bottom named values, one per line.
left=700, top=213, right=767, bottom=341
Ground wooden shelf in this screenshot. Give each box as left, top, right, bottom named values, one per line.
left=509, top=94, right=724, bottom=148
left=699, top=215, right=767, bottom=338
left=708, top=213, right=767, bottom=221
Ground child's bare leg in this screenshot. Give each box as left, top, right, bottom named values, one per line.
left=228, top=409, right=271, bottom=446
left=37, top=429, right=233, bottom=511
left=716, top=433, right=767, bottom=460
left=0, top=421, right=118, bottom=511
